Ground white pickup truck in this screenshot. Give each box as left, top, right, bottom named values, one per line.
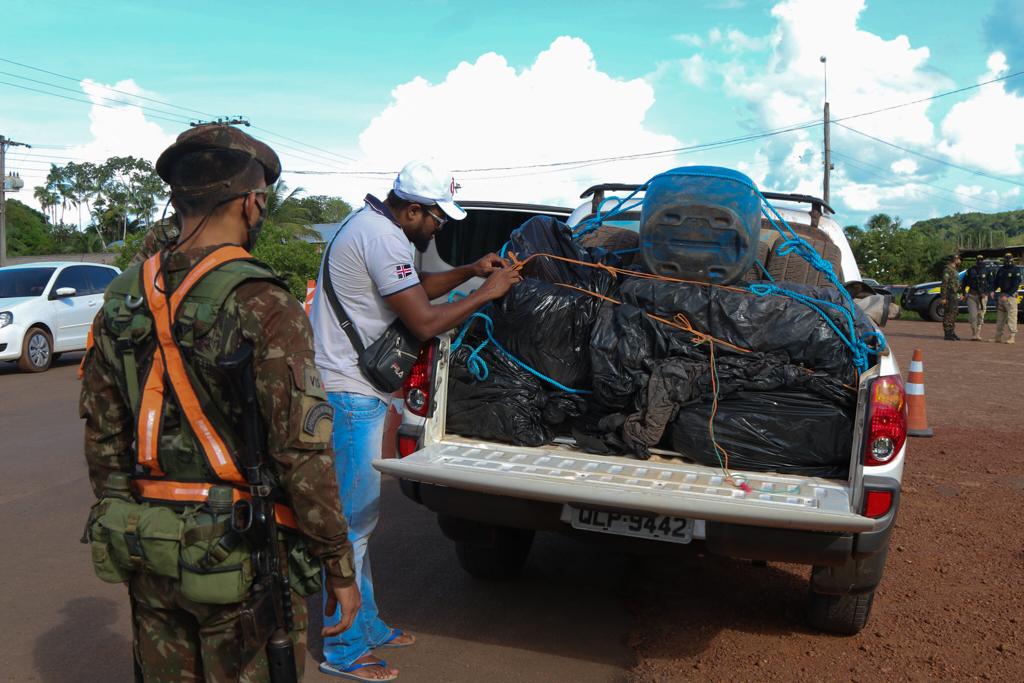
left=375, top=190, right=906, bottom=635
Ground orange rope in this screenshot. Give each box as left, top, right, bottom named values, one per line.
left=508, top=251, right=751, bottom=294
left=553, top=282, right=752, bottom=354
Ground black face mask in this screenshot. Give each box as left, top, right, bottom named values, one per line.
left=243, top=199, right=268, bottom=251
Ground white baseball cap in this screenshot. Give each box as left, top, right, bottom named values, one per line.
left=393, top=159, right=467, bottom=221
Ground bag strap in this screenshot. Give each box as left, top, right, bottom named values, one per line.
left=319, top=210, right=368, bottom=356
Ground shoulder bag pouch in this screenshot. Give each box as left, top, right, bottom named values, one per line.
left=320, top=219, right=423, bottom=394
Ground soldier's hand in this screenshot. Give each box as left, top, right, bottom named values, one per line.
left=322, top=576, right=361, bottom=636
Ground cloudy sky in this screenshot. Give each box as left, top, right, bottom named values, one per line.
left=2, top=0, right=1023, bottom=228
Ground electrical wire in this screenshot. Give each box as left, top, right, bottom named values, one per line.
left=831, top=150, right=1016, bottom=213
left=835, top=122, right=1024, bottom=190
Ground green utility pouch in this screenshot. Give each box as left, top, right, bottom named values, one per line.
left=285, top=534, right=323, bottom=597
left=179, top=507, right=254, bottom=605
left=86, top=499, right=131, bottom=584
left=90, top=497, right=184, bottom=580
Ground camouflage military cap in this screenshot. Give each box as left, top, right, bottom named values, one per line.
left=156, top=125, right=281, bottom=193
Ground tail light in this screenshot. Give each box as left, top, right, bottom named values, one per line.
left=403, top=341, right=437, bottom=418
left=863, top=375, right=907, bottom=466
left=863, top=489, right=894, bottom=518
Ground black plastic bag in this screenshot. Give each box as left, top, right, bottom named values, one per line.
left=491, top=277, right=611, bottom=391
left=666, top=391, right=854, bottom=478
left=446, top=338, right=550, bottom=447
left=507, top=215, right=610, bottom=286
left=619, top=279, right=876, bottom=384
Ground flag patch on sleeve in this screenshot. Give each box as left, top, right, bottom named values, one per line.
left=395, top=264, right=413, bottom=279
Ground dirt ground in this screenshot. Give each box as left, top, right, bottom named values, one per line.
left=626, top=318, right=1024, bottom=682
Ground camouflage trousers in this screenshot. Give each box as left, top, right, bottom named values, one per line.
left=942, top=293, right=958, bottom=335
left=130, top=573, right=308, bottom=682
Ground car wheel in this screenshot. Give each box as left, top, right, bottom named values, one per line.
left=927, top=297, right=944, bottom=323
left=807, top=587, right=875, bottom=635
left=454, top=527, right=535, bottom=580
left=18, top=327, right=53, bottom=373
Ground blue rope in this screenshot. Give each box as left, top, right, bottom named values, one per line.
left=572, top=192, right=645, bottom=240
left=451, top=312, right=592, bottom=394
left=754, top=258, right=774, bottom=281
left=568, top=166, right=887, bottom=371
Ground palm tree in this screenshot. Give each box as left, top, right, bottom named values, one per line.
left=264, top=180, right=316, bottom=239
left=33, top=186, right=59, bottom=225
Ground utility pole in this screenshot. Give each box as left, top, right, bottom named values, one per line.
left=820, top=56, right=832, bottom=205
left=1, top=135, right=32, bottom=267
left=823, top=101, right=832, bottom=205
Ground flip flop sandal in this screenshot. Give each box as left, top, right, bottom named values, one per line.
left=375, top=628, right=416, bottom=649
left=319, top=658, right=398, bottom=681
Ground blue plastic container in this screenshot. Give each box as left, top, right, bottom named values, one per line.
left=639, top=166, right=760, bottom=284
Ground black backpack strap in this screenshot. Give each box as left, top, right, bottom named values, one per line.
left=319, top=210, right=367, bottom=356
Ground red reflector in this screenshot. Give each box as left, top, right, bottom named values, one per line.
left=863, top=490, right=893, bottom=519
left=397, top=434, right=419, bottom=458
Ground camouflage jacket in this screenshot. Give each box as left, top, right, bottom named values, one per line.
left=80, top=245, right=354, bottom=582
left=941, top=264, right=960, bottom=297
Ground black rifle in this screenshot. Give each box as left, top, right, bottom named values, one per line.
left=219, top=342, right=297, bottom=683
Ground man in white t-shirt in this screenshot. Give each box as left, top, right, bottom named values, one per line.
left=310, top=160, right=521, bottom=681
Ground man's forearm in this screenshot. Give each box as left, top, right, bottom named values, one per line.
left=401, top=289, right=493, bottom=340
left=419, top=266, right=474, bottom=300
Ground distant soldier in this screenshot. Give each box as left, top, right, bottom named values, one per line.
left=963, top=254, right=992, bottom=341
left=80, top=125, right=361, bottom=681
left=993, top=252, right=1021, bottom=344
left=940, top=254, right=962, bottom=341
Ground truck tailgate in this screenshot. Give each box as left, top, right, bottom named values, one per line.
left=375, top=440, right=877, bottom=533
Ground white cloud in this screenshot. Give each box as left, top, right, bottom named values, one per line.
left=673, top=33, right=704, bottom=47
left=891, top=159, right=918, bottom=175
left=71, top=79, right=175, bottom=164
left=936, top=52, right=1024, bottom=175
left=680, top=55, right=708, bottom=87
left=705, top=0, right=953, bottom=222
left=294, top=37, right=681, bottom=208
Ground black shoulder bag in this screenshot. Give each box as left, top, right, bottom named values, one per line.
left=320, top=216, right=423, bottom=394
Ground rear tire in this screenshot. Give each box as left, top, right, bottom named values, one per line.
left=807, top=588, right=875, bottom=635
left=18, top=326, right=53, bottom=373
left=927, top=297, right=944, bottom=323
left=454, top=527, right=535, bottom=580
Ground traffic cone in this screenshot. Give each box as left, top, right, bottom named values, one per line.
left=304, top=279, right=316, bottom=316
left=906, top=349, right=933, bottom=437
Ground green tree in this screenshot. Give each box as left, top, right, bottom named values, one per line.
left=294, top=195, right=352, bottom=224
left=4, top=199, right=55, bottom=256
left=252, top=222, right=321, bottom=300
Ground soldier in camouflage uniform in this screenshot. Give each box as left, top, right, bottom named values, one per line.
left=80, top=125, right=361, bottom=682
left=941, top=254, right=962, bottom=341
left=131, top=215, right=180, bottom=264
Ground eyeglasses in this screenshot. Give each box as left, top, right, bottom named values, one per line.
left=425, top=208, right=448, bottom=230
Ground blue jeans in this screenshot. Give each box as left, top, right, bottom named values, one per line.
left=322, top=392, right=393, bottom=668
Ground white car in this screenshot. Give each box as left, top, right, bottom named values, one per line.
left=0, top=261, right=120, bottom=372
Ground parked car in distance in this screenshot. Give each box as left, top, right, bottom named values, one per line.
left=901, top=262, right=1024, bottom=322
left=0, top=262, right=120, bottom=372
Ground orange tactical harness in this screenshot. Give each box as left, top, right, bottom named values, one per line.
left=123, top=246, right=297, bottom=529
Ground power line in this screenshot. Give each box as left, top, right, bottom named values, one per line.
left=831, top=149, right=1014, bottom=211
left=833, top=68, right=1024, bottom=124
left=0, top=80, right=191, bottom=126
left=833, top=151, right=1013, bottom=214
left=0, top=56, right=359, bottom=167
left=0, top=56, right=214, bottom=118
left=0, top=70, right=194, bottom=123
left=835, top=122, right=1024, bottom=189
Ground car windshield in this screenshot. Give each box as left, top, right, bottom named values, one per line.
left=0, top=268, right=55, bottom=299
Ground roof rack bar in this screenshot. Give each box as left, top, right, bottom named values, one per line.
left=578, top=184, right=836, bottom=220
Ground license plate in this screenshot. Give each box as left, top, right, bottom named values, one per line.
left=568, top=507, right=693, bottom=544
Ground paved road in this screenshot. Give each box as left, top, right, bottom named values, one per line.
left=0, top=354, right=632, bottom=682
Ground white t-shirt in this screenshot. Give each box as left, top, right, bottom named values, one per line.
left=310, top=196, right=420, bottom=401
